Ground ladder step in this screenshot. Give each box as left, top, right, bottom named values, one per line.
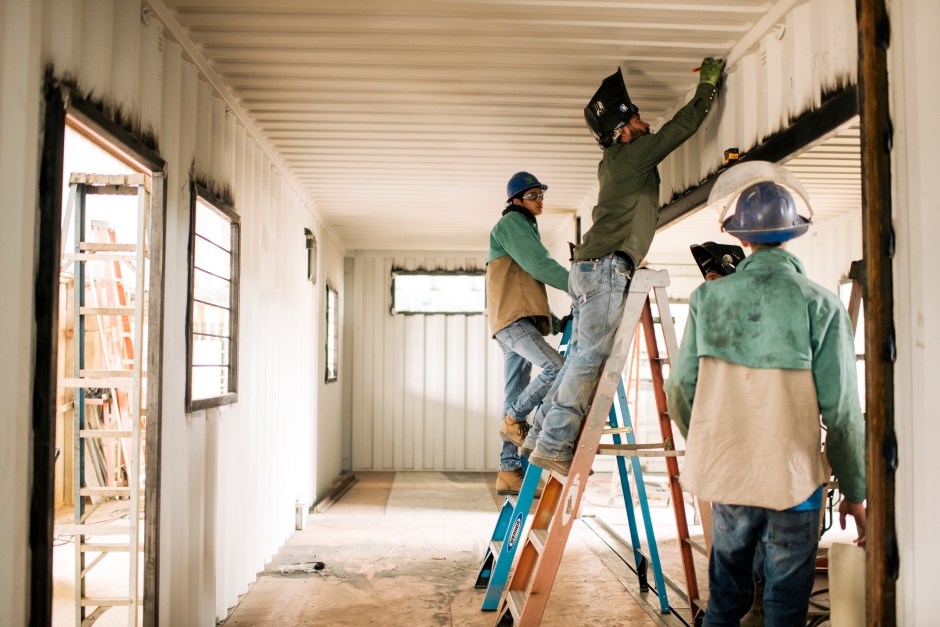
left=506, top=590, right=526, bottom=622
left=80, top=243, right=137, bottom=252
left=80, top=487, right=131, bottom=497
left=490, top=539, right=503, bottom=556
left=55, top=524, right=133, bottom=536
left=80, top=429, right=132, bottom=439
left=603, top=426, right=633, bottom=435
left=80, top=597, right=133, bottom=607
left=506, top=493, right=517, bottom=508
left=60, top=378, right=133, bottom=389
left=80, top=543, right=143, bottom=553
left=685, top=537, right=708, bottom=557
left=529, top=529, right=549, bottom=554
left=64, top=253, right=137, bottom=263
left=79, top=307, right=135, bottom=316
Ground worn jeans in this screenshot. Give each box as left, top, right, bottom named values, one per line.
left=494, top=318, right=565, bottom=471
left=523, top=253, right=633, bottom=461
left=704, top=503, right=820, bottom=627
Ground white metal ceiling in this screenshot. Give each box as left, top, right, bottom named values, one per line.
left=165, top=0, right=779, bottom=250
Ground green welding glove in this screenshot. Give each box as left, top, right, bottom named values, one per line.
left=698, top=57, right=726, bottom=87
left=552, top=313, right=573, bottom=336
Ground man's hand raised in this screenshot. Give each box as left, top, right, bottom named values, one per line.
left=839, top=499, right=867, bottom=546
left=699, top=57, right=726, bottom=88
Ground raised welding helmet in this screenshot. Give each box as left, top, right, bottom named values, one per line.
left=584, top=68, right=639, bottom=149
left=690, top=242, right=746, bottom=278
left=506, top=171, right=547, bottom=203
left=709, top=161, right=814, bottom=244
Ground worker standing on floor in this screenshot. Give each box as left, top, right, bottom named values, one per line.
left=486, top=172, right=570, bottom=495
left=665, top=162, right=867, bottom=627
left=521, top=59, right=725, bottom=472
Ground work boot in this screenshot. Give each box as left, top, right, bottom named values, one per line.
left=496, top=468, right=525, bottom=495
left=529, top=455, right=571, bottom=476
left=499, top=414, right=530, bottom=447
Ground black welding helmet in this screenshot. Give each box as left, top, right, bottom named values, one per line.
left=690, top=242, right=746, bottom=279
left=584, top=68, right=639, bottom=149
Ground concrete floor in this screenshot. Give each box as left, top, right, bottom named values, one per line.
left=221, top=471, right=674, bottom=627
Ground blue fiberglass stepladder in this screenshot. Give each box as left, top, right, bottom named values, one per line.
left=475, top=319, right=672, bottom=613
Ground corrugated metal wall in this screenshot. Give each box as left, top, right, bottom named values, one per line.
left=348, top=250, right=568, bottom=472
left=0, top=1, right=346, bottom=624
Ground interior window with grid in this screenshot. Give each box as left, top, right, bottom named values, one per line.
left=325, top=285, right=338, bottom=382
left=188, top=186, right=240, bottom=410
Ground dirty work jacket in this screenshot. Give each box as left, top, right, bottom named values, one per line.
left=664, top=248, right=866, bottom=509
left=486, top=208, right=569, bottom=337
left=575, top=83, right=717, bottom=266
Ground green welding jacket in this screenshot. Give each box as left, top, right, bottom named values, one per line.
left=664, top=248, right=867, bottom=504
left=575, top=83, right=717, bottom=266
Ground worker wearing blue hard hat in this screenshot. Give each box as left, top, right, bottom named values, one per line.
left=486, top=172, right=570, bottom=496
left=666, top=161, right=867, bottom=626
left=521, top=57, right=725, bottom=472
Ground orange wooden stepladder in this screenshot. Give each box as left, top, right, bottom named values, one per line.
left=493, top=267, right=705, bottom=626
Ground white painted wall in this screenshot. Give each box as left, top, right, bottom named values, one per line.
left=888, top=0, right=940, bottom=622
left=0, top=1, right=346, bottom=625
left=347, top=249, right=568, bottom=472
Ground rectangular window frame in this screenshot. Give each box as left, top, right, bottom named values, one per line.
left=186, top=183, right=240, bottom=411
left=325, top=283, right=339, bottom=383
left=390, top=269, right=487, bottom=316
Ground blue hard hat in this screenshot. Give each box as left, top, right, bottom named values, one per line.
left=506, top=172, right=547, bottom=202
left=722, top=182, right=811, bottom=244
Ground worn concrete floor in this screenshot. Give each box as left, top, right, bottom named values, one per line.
left=221, top=471, right=670, bottom=627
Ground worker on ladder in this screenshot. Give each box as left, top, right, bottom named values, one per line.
left=665, top=162, right=867, bottom=626
left=486, top=172, right=570, bottom=495
left=521, top=58, right=725, bottom=474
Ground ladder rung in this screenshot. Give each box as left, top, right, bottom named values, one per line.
left=79, top=307, right=135, bottom=316
left=80, top=543, right=143, bottom=553
left=549, top=470, right=568, bottom=484
left=685, top=537, right=708, bottom=557
left=506, top=494, right=517, bottom=508
left=60, top=378, right=133, bottom=389
left=80, top=243, right=137, bottom=252
left=596, top=448, right=684, bottom=458
left=80, top=487, right=131, bottom=497
left=80, top=430, right=133, bottom=438
left=603, top=426, right=633, bottom=435
left=507, top=590, right=526, bottom=621
left=64, top=253, right=136, bottom=263
left=490, top=539, right=503, bottom=556
left=79, top=369, right=136, bottom=379
left=55, top=524, right=133, bottom=536
left=529, top=529, right=549, bottom=554
left=80, top=597, right=133, bottom=607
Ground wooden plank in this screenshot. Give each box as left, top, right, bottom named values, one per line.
left=80, top=597, right=132, bottom=606
left=54, top=524, right=133, bottom=536
left=79, top=369, right=134, bottom=378
left=79, top=307, right=135, bottom=316
left=80, top=242, right=137, bottom=252
left=80, top=487, right=131, bottom=497
left=79, top=430, right=133, bottom=438
left=64, top=253, right=137, bottom=263
left=60, top=378, right=133, bottom=389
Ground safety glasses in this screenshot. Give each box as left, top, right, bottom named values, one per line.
left=521, top=190, right=545, bottom=201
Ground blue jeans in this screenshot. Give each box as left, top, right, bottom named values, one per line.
left=705, top=503, right=820, bottom=627
left=494, top=318, right=565, bottom=471
left=523, top=253, right=633, bottom=461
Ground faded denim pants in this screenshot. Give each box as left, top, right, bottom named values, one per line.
left=524, top=253, right=632, bottom=461
left=704, top=503, right=820, bottom=627
left=494, top=318, right=565, bottom=471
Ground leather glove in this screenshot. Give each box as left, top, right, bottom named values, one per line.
left=552, top=314, right=573, bottom=336
left=698, top=57, right=726, bottom=87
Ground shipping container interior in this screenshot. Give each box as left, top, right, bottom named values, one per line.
left=1, top=0, right=938, bottom=626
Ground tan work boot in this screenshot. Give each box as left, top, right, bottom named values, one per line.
left=500, top=414, right=530, bottom=446
left=496, top=468, right=525, bottom=495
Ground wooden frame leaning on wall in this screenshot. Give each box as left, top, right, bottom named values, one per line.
left=186, top=183, right=241, bottom=412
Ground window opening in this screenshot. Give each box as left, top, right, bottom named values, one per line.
left=391, top=271, right=486, bottom=315
left=187, top=185, right=240, bottom=410
left=325, top=285, right=339, bottom=382
left=305, top=228, right=318, bottom=282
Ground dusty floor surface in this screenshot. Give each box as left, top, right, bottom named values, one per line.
left=221, top=471, right=670, bottom=627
